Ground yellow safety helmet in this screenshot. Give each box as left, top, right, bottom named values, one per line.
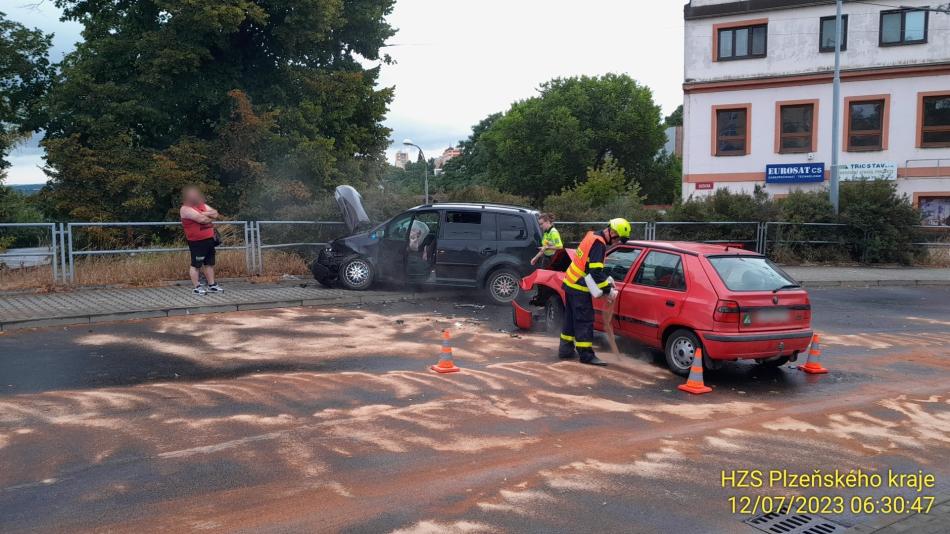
left=609, top=218, right=632, bottom=242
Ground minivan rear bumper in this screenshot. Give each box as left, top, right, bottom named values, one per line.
left=698, top=329, right=813, bottom=360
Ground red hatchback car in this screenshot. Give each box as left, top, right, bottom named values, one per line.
left=512, top=241, right=813, bottom=376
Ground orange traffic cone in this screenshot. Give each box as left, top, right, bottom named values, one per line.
left=677, top=348, right=712, bottom=395
left=798, top=333, right=829, bottom=374
left=431, top=329, right=460, bottom=374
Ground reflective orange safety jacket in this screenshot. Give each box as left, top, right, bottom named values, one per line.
left=563, top=231, right=610, bottom=293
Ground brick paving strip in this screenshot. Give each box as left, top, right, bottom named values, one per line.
left=0, top=280, right=469, bottom=331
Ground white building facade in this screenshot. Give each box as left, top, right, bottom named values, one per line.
left=682, top=0, right=950, bottom=225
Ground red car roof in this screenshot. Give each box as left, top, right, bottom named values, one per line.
left=624, top=240, right=762, bottom=257
left=557, top=240, right=761, bottom=262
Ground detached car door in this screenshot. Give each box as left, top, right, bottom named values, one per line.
left=619, top=249, right=688, bottom=347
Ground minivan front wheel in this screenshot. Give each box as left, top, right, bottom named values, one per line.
left=664, top=328, right=702, bottom=377
left=486, top=268, right=520, bottom=305
left=339, top=257, right=374, bottom=291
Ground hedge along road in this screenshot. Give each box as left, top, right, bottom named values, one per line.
left=0, top=287, right=948, bottom=533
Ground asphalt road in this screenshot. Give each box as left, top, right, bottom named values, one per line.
left=0, top=287, right=948, bottom=533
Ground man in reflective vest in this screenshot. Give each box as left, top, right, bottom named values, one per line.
left=559, top=218, right=632, bottom=366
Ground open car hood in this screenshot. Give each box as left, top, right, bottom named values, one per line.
left=334, top=185, right=371, bottom=233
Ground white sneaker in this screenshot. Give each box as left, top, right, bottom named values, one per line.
left=193, top=286, right=207, bottom=295
left=207, top=284, right=223, bottom=293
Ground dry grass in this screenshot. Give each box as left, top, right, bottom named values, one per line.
left=0, top=250, right=311, bottom=292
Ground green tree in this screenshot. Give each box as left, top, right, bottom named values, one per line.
left=475, top=73, right=666, bottom=203
left=382, top=158, right=433, bottom=197
left=544, top=156, right=646, bottom=223
left=41, top=0, right=396, bottom=221
left=637, top=152, right=681, bottom=205
left=664, top=104, right=683, bottom=127
left=438, top=112, right=501, bottom=191
left=0, top=11, right=52, bottom=175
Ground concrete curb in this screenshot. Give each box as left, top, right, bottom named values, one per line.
left=0, top=290, right=466, bottom=332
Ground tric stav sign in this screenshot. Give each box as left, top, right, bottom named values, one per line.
left=765, top=163, right=826, bottom=184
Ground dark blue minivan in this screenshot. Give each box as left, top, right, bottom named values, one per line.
left=311, top=187, right=541, bottom=304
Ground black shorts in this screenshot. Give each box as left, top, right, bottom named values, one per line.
left=188, top=238, right=216, bottom=268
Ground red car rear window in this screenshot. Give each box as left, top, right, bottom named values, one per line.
left=707, top=256, right=798, bottom=292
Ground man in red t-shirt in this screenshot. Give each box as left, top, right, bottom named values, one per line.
left=179, top=186, right=222, bottom=295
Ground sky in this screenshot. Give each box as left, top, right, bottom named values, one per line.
left=3, top=0, right=686, bottom=185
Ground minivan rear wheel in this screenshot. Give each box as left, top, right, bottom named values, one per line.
left=339, top=257, right=374, bottom=291
left=486, top=268, right=520, bottom=305
left=664, top=328, right=702, bottom=377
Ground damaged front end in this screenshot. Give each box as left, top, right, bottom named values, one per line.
left=311, top=185, right=376, bottom=286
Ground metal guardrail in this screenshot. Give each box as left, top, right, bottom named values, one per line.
left=254, top=221, right=346, bottom=273
left=65, top=221, right=252, bottom=282
left=911, top=225, right=950, bottom=247
left=4, top=219, right=946, bottom=287
left=557, top=221, right=650, bottom=243
left=0, top=223, right=61, bottom=283
left=653, top=221, right=762, bottom=251
left=763, top=222, right=851, bottom=252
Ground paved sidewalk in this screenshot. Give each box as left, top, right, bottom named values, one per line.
left=0, top=280, right=465, bottom=331
left=784, top=266, right=950, bottom=287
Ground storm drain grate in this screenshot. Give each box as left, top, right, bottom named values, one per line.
left=744, top=509, right=847, bottom=534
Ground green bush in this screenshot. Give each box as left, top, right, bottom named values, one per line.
left=766, top=190, right=845, bottom=263
left=666, top=186, right=776, bottom=222
left=839, top=180, right=921, bottom=264
left=662, top=182, right=922, bottom=264
left=776, top=189, right=835, bottom=223
left=543, top=157, right=648, bottom=223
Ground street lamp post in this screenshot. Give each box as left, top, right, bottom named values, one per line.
left=830, top=0, right=843, bottom=214
left=402, top=139, right=429, bottom=205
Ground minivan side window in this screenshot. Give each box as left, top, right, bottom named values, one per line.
left=443, top=211, right=482, bottom=240
left=634, top=251, right=686, bottom=291
left=497, top=214, right=527, bottom=240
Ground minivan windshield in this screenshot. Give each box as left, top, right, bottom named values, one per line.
left=707, top=256, right=798, bottom=292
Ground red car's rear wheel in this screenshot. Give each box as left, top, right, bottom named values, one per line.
left=664, top=328, right=701, bottom=376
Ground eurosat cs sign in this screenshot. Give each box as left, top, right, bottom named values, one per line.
left=765, top=163, right=825, bottom=184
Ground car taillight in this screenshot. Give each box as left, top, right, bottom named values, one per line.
left=713, top=299, right=740, bottom=322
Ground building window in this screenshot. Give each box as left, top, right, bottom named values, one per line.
left=715, top=107, right=749, bottom=156
left=717, top=24, right=767, bottom=60
left=819, top=15, right=848, bottom=52
left=845, top=98, right=887, bottom=152
left=917, top=195, right=950, bottom=226
left=880, top=9, right=928, bottom=46
left=920, top=94, right=950, bottom=148
left=778, top=103, right=815, bottom=153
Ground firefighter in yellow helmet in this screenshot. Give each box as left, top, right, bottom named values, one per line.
left=559, top=218, right=632, bottom=366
